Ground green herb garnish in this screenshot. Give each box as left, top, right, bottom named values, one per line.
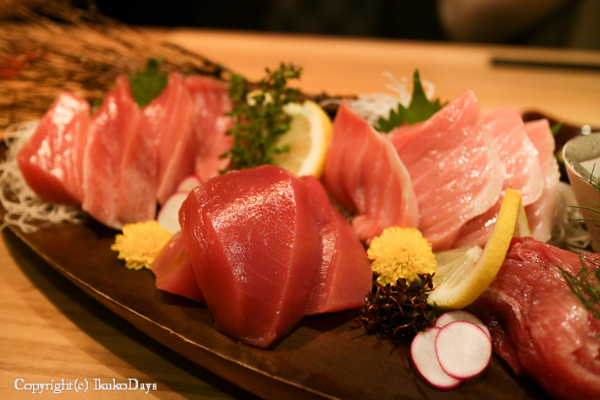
left=377, top=69, right=446, bottom=133
left=555, top=255, right=600, bottom=320
left=562, top=166, right=600, bottom=322
left=570, top=166, right=600, bottom=228
left=551, top=121, right=564, bottom=136
left=128, top=58, right=168, bottom=108
left=223, top=62, right=302, bottom=171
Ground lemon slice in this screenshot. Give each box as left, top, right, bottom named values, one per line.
left=427, top=188, right=531, bottom=309
left=271, top=100, right=333, bottom=178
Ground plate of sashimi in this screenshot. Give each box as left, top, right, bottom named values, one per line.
left=1, top=61, right=599, bottom=400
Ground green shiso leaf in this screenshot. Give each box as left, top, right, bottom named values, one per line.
left=377, top=69, right=446, bottom=133
left=128, top=58, right=168, bottom=108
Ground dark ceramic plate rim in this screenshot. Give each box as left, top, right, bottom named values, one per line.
left=0, top=137, right=554, bottom=400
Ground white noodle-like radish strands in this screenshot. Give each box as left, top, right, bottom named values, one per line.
left=0, top=121, right=84, bottom=233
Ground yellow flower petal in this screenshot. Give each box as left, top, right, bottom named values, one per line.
left=111, top=221, right=172, bottom=270
left=367, top=227, right=437, bottom=285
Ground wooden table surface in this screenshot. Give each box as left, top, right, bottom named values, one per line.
left=1, top=28, right=600, bottom=400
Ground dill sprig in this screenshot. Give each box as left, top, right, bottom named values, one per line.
left=570, top=165, right=600, bottom=230
left=223, top=63, right=303, bottom=171
left=561, top=164, right=600, bottom=321
left=554, top=255, right=600, bottom=320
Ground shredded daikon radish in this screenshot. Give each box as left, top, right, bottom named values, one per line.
left=548, top=182, right=591, bottom=253
left=320, top=71, right=436, bottom=127
left=0, top=121, right=84, bottom=233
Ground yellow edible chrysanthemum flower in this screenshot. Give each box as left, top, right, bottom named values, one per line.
left=111, top=221, right=172, bottom=270
left=367, top=227, right=437, bottom=285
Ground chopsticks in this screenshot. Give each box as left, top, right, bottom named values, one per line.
left=491, top=57, right=600, bottom=71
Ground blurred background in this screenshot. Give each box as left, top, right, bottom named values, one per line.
left=94, top=0, right=600, bottom=49
left=1, top=0, right=599, bottom=49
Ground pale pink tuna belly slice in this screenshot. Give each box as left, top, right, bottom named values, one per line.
left=453, top=106, right=543, bottom=248
left=154, top=73, right=198, bottom=205
left=17, top=91, right=90, bottom=205
left=389, top=90, right=504, bottom=251
left=150, top=231, right=205, bottom=303
left=524, top=119, right=560, bottom=242
left=83, top=76, right=140, bottom=229
left=300, top=175, right=372, bottom=315
left=179, top=165, right=322, bottom=347
left=185, top=75, right=233, bottom=180
left=115, top=89, right=163, bottom=225
left=468, top=237, right=600, bottom=400
left=322, top=100, right=419, bottom=244
left=482, top=107, right=543, bottom=206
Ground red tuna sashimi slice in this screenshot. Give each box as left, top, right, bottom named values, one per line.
left=389, top=90, right=504, bottom=251
left=453, top=107, right=543, bottom=248
left=17, top=91, right=90, bottom=205
left=468, top=237, right=600, bottom=400
left=185, top=76, right=233, bottom=180
left=322, top=100, right=419, bottom=244
left=179, top=165, right=322, bottom=347
left=154, top=73, right=198, bottom=204
left=151, top=231, right=205, bottom=303
left=524, top=119, right=560, bottom=242
left=300, top=175, right=372, bottom=315
left=83, top=76, right=140, bottom=229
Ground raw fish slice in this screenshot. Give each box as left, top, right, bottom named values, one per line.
left=453, top=107, right=543, bottom=248
left=468, top=237, right=600, bottom=400
left=185, top=76, right=233, bottom=180
left=17, top=91, right=90, bottom=205
left=180, top=165, right=322, bottom=347
left=483, top=107, right=543, bottom=206
left=323, top=100, right=419, bottom=244
left=151, top=231, right=205, bottom=303
left=389, top=90, right=504, bottom=251
left=300, top=176, right=372, bottom=315
left=115, top=81, right=167, bottom=224
left=154, top=73, right=198, bottom=204
left=83, top=76, right=140, bottom=229
left=524, top=119, right=560, bottom=242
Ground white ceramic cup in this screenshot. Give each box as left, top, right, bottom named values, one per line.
left=563, top=132, right=600, bottom=252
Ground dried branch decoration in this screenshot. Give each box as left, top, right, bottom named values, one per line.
left=0, top=0, right=233, bottom=129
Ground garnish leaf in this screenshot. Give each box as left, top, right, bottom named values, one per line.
left=128, top=58, right=168, bottom=108
left=551, top=121, right=564, bottom=136
left=222, top=62, right=303, bottom=172
left=562, top=167, right=600, bottom=322
left=554, top=255, right=600, bottom=320
left=377, top=69, right=446, bottom=133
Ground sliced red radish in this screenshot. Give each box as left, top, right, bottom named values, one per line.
left=176, top=174, right=202, bottom=193
left=157, top=191, right=189, bottom=234
left=435, top=321, right=492, bottom=380
left=435, top=310, right=491, bottom=339
left=410, top=327, right=462, bottom=390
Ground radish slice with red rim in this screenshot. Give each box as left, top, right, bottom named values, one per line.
left=435, top=321, right=492, bottom=380
left=410, top=327, right=462, bottom=390
left=157, top=191, right=189, bottom=234
left=176, top=175, right=202, bottom=193
left=435, top=310, right=491, bottom=339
